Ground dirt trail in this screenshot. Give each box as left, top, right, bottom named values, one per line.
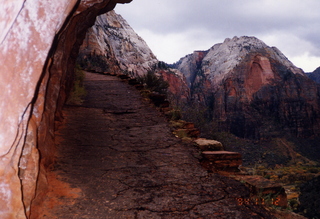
left=37, top=72, right=275, bottom=218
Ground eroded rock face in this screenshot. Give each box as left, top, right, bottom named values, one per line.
left=78, top=10, right=158, bottom=75
left=158, top=69, right=190, bottom=103
left=174, top=50, right=208, bottom=87
left=0, top=1, right=131, bottom=218
left=175, top=36, right=320, bottom=139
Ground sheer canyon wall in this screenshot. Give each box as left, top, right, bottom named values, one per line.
left=0, top=1, right=131, bottom=218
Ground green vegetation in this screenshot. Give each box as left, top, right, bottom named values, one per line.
left=248, top=164, right=320, bottom=185
left=165, top=108, right=182, bottom=121
left=137, top=71, right=169, bottom=95
left=157, top=61, right=169, bottom=70
left=67, top=64, right=86, bottom=105
left=77, top=54, right=109, bottom=72
left=242, top=162, right=320, bottom=212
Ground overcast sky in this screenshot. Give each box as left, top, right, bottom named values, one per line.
left=115, top=0, right=320, bottom=72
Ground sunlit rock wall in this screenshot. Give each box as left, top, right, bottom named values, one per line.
left=78, top=10, right=158, bottom=76
left=0, top=0, right=131, bottom=218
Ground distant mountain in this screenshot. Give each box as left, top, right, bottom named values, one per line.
left=306, top=66, right=320, bottom=84
left=175, top=36, right=320, bottom=139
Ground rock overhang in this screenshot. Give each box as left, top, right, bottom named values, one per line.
left=0, top=0, right=132, bottom=218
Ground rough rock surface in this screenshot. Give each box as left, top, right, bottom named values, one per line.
left=194, top=138, right=224, bottom=151
left=201, top=151, right=242, bottom=172
left=174, top=50, right=209, bottom=87
left=159, top=68, right=190, bottom=103
left=78, top=10, right=158, bottom=75
left=175, top=36, right=320, bottom=139
left=40, top=72, right=276, bottom=218
left=298, top=175, right=320, bottom=218
left=306, top=66, right=320, bottom=84
left=235, top=176, right=288, bottom=208
left=0, top=1, right=131, bottom=218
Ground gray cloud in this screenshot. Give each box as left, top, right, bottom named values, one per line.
left=116, top=0, right=320, bottom=72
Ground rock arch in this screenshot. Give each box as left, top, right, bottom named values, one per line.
left=0, top=1, right=131, bottom=218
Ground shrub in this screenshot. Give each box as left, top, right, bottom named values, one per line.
left=137, top=71, right=169, bottom=94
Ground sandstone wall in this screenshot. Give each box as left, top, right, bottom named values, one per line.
left=0, top=1, right=131, bottom=218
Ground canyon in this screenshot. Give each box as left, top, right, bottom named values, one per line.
left=81, top=11, right=320, bottom=166
left=78, top=12, right=320, bottom=218
left=0, top=1, right=319, bottom=218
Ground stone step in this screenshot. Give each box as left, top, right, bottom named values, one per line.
left=173, top=128, right=200, bottom=139
left=194, top=138, right=224, bottom=151
left=201, top=151, right=242, bottom=172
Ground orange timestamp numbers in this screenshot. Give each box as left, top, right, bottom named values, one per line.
left=236, top=197, right=280, bottom=206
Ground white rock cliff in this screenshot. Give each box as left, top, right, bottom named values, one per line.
left=79, top=10, right=158, bottom=75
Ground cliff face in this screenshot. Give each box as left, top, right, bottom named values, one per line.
left=158, top=68, right=190, bottom=103
left=176, top=36, right=320, bottom=139
left=174, top=50, right=209, bottom=87
left=78, top=10, right=158, bottom=76
left=0, top=1, right=131, bottom=218
left=78, top=11, right=190, bottom=100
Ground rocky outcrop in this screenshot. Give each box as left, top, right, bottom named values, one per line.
left=158, top=68, right=190, bottom=103
left=0, top=1, right=131, bottom=218
left=175, top=36, right=320, bottom=139
left=78, top=10, right=158, bottom=76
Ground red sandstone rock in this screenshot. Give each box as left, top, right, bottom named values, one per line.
left=159, top=69, right=190, bottom=103
left=176, top=36, right=320, bottom=139
left=0, top=1, right=131, bottom=218
left=201, top=151, right=242, bottom=171
left=235, top=175, right=288, bottom=208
